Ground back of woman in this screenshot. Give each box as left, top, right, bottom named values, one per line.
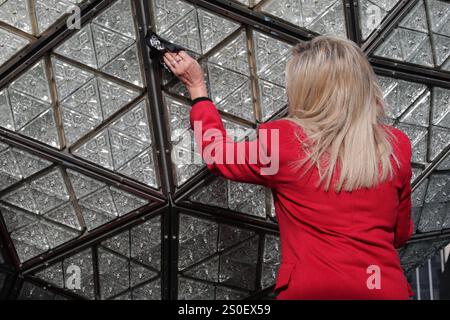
left=163, top=35, right=414, bottom=300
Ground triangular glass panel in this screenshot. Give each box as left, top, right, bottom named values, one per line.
left=253, top=31, right=291, bottom=76
left=13, top=148, right=52, bottom=178
left=151, top=0, right=195, bottom=33
left=229, top=181, right=266, bottom=218
left=261, top=234, right=280, bottom=288
left=172, top=130, right=204, bottom=186
left=217, top=81, right=255, bottom=122
left=60, top=77, right=102, bottom=120
left=61, top=107, right=100, bottom=146
left=73, top=130, right=114, bottom=170
left=30, top=168, right=69, bottom=200
left=374, top=28, right=404, bottom=60
left=430, top=126, right=450, bottom=160
left=307, top=0, right=347, bottom=37
left=117, top=148, right=158, bottom=188
left=66, top=169, right=105, bottom=199
left=131, top=279, right=161, bottom=300
left=379, top=77, right=427, bottom=119
left=218, top=224, right=256, bottom=252
left=399, top=91, right=430, bottom=127
left=161, top=10, right=202, bottom=54
left=102, top=230, right=130, bottom=257
left=44, top=202, right=81, bottom=231
left=433, top=33, right=450, bottom=67
left=208, top=63, right=248, bottom=104
left=10, top=223, right=49, bottom=261
left=428, top=0, right=450, bottom=36
left=425, top=173, right=450, bottom=204
left=8, top=89, right=50, bottom=130
left=178, top=214, right=218, bottom=270
left=35, top=262, right=64, bottom=288
left=35, top=0, right=78, bottom=34
left=431, top=87, right=450, bottom=128
left=93, top=0, right=136, bottom=39
left=98, top=248, right=130, bottom=299
left=396, top=123, right=428, bottom=163
left=1, top=184, right=38, bottom=213
left=301, top=0, right=338, bottom=26
left=399, top=28, right=429, bottom=61
left=218, top=237, right=258, bottom=290
left=399, top=1, right=428, bottom=33
left=260, top=0, right=302, bottom=26
left=190, top=177, right=228, bottom=209
left=101, top=44, right=143, bottom=87
left=164, top=95, right=191, bottom=142
left=0, top=0, right=32, bottom=34
left=259, top=79, right=287, bottom=121
left=258, top=54, right=289, bottom=87
left=183, top=256, right=220, bottom=282
left=109, top=101, right=151, bottom=145
left=78, top=186, right=118, bottom=216
left=52, top=57, right=95, bottom=100
left=0, top=149, right=22, bottom=191
left=197, top=9, right=241, bottom=54
left=407, top=35, right=434, bottom=67
left=417, top=202, right=446, bottom=232
left=91, top=23, right=135, bottom=68
left=40, top=220, right=79, bottom=249
left=10, top=60, right=51, bottom=103
left=19, top=109, right=60, bottom=148
left=110, top=186, right=148, bottom=216
left=0, top=203, right=38, bottom=233
left=0, top=28, right=29, bottom=66
left=178, top=277, right=215, bottom=299
left=0, top=89, right=15, bottom=131
left=54, top=25, right=98, bottom=68
left=208, top=31, right=250, bottom=76
left=358, top=0, right=389, bottom=40
left=130, top=216, right=161, bottom=270
left=97, top=77, right=140, bottom=118
left=109, top=129, right=147, bottom=169
left=130, top=262, right=157, bottom=287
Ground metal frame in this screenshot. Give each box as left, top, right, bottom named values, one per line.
left=0, top=0, right=449, bottom=300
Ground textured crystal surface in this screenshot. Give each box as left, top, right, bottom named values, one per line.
left=375, top=0, right=450, bottom=69
left=0, top=145, right=150, bottom=263
left=260, top=0, right=347, bottom=36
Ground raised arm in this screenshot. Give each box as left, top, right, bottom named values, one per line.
left=163, top=51, right=281, bottom=187
left=189, top=98, right=280, bottom=187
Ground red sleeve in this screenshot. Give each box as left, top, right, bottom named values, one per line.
left=393, top=131, right=414, bottom=249
left=189, top=99, right=281, bottom=188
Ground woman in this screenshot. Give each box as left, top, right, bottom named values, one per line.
left=164, top=35, right=413, bottom=300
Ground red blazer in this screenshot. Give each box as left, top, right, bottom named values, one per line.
left=190, top=99, right=414, bottom=300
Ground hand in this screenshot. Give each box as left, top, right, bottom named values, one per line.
left=164, top=51, right=208, bottom=100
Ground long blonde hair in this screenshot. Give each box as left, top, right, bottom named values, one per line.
left=285, top=36, right=398, bottom=192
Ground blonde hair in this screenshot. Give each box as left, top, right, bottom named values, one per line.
left=285, top=36, right=398, bottom=192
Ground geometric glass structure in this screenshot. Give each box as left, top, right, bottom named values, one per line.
left=0, top=0, right=449, bottom=300
left=0, top=0, right=86, bottom=68
left=375, top=0, right=450, bottom=70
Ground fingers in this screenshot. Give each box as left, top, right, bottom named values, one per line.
left=178, top=51, right=191, bottom=60
left=163, top=55, right=177, bottom=74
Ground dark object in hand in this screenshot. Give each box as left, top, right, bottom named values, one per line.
left=145, top=31, right=184, bottom=73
